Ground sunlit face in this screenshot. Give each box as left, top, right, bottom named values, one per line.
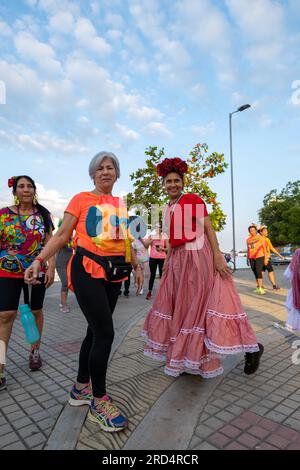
left=249, top=227, right=257, bottom=236
left=14, top=177, right=35, bottom=205
left=261, top=228, right=268, bottom=237
left=94, top=157, right=117, bottom=193
left=164, top=172, right=183, bottom=200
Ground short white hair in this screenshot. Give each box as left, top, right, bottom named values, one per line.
left=89, top=151, right=120, bottom=180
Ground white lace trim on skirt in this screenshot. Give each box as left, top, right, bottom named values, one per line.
left=204, top=337, right=259, bottom=354
left=207, top=309, right=247, bottom=320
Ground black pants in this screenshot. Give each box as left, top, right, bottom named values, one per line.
left=71, top=254, right=120, bottom=398
left=249, top=256, right=265, bottom=280
left=148, top=258, right=165, bottom=292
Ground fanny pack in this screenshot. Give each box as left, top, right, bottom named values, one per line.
left=76, top=246, right=132, bottom=281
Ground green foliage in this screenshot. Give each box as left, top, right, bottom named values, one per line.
left=258, top=181, right=300, bottom=245
left=126, top=143, right=228, bottom=231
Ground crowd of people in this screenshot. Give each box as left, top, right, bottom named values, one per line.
left=0, top=151, right=299, bottom=434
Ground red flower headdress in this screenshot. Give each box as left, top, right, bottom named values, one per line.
left=8, top=176, right=16, bottom=188
left=156, top=157, right=188, bottom=178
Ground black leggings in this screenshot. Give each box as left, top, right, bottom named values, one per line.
left=249, top=257, right=265, bottom=280
left=148, top=258, right=165, bottom=292
left=71, top=254, right=120, bottom=398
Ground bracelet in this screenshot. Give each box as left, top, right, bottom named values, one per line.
left=35, top=256, right=44, bottom=265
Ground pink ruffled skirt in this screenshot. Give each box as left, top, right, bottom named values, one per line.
left=142, top=236, right=259, bottom=378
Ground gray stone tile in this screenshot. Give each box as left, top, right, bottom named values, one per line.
left=24, top=433, right=46, bottom=448
left=0, top=432, right=19, bottom=447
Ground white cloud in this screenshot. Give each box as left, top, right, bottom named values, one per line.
left=192, top=83, right=206, bottom=97
left=127, top=105, right=163, bottom=122
left=143, top=122, right=173, bottom=138
left=35, top=183, right=70, bottom=217
left=0, top=59, right=43, bottom=108
left=175, top=0, right=235, bottom=84
left=38, top=0, right=80, bottom=15
left=0, top=20, right=12, bottom=36
left=259, top=115, right=273, bottom=128
left=107, top=29, right=123, bottom=41
left=49, top=11, right=74, bottom=33
left=74, top=18, right=111, bottom=54
left=225, top=0, right=285, bottom=41
left=246, top=43, right=284, bottom=63
left=116, top=123, right=139, bottom=141
left=14, top=31, right=62, bottom=75
left=191, top=121, right=216, bottom=135
left=104, top=12, right=124, bottom=29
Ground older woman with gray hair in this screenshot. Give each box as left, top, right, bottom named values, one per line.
left=24, top=151, right=143, bottom=433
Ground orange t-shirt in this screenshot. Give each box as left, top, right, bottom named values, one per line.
left=246, top=235, right=267, bottom=259
left=65, top=192, right=129, bottom=284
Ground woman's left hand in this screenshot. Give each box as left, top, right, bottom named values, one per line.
left=134, top=268, right=144, bottom=295
left=45, top=269, right=55, bottom=288
left=213, top=252, right=231, bottom=278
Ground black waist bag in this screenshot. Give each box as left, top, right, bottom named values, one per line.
left=76, top=246, right=132, bottom=281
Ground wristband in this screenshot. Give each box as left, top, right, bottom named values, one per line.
left=35, top=256, right=44, bottom=265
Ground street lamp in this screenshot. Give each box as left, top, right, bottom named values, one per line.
left=229, top=104, right=251, bottom=271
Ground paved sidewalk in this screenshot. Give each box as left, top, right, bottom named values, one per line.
left=1, top=266, right=300, bottom=450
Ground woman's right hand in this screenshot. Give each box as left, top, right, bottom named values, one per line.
left=24, top=261, right=42, bottom=285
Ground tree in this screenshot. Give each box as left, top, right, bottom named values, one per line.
left=126, top=143, right=228, bottom=231
left=258, top=181, right=300, bottom=246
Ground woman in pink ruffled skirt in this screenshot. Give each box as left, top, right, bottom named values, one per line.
left=142, top=157, right=264, bottom=378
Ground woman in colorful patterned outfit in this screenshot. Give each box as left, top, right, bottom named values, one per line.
left=246, top=225, right=268, bottom=295
left=142, top=158, right=263, bottom=378
left=0, top=176, right=55, bottom=391
left=24, top=152, right=143, bottom=433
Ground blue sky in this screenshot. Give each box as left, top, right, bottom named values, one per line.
left=0, top=0, right=300, bottom=250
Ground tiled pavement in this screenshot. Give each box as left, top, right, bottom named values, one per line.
left=1, top=266, right=300, bottom=450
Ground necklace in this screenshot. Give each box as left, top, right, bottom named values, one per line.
left=163, top=193, right=183, bottom=234
left=17, top=206, right=37, bottom=236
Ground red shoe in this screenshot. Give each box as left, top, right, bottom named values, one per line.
left=146, top=291, right=152, bottom=300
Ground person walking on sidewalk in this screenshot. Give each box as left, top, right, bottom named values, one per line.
left=56, top=218, right=73, bottom=313
left=0, top=175, right=55, bottom=391
left=246, top=224, right=268, bottom=295
left=130, top=216, right=150, bottom=296
left=283, top=248, right=300, bottom=333
left=142, top=223, right=168, bottom=300
left=142, top=157, right=263, bottom=378
left=258, top=225, right=284, bottom=290
left=24, top=151, right=143, bottom=433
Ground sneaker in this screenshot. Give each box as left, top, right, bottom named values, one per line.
left=0, top=375, right=7, bottom=391
left=139, top=288, right=144, bottom=295
left=88, top=396, right=128, bottom=432
left=29, top=350, right=42, bottom=371
left=244, top=343, right=264, bottom=375
left=146, top=291, right=152, bottom=300
left=254, top=287, right=266, bottom=295
left=123, top=291, right=129, bottom=297
left=61, top=305, right=70, bottom=313
left=69, top=384, right=93, bottom=406
left=273, top=285, right=280, bottom=290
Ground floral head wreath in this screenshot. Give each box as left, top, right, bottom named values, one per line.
left=156, top=157, right=188, bottom=178
left=8, top=176, right=16, bottom=188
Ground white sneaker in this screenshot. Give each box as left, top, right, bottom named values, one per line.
left=139, top=288, right=144, bottom=295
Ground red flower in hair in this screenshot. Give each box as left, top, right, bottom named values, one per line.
left=8, top=177, right=16, bottom=188
left=156, top=157, right=188, bottom=178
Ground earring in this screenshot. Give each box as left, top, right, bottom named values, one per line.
left=33, top=194, right=37, bottom=205
left=14, top=195, right=20, bottom=206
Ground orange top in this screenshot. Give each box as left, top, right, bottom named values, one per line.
left=65, top=192, right=129, bottom=284
left=246, top=234, right=267, bottom=259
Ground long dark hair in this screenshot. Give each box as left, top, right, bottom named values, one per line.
left=12, top=175, right=54, bottom=234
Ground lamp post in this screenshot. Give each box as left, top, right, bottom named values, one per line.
left=229, top=104, right=251, bottom=271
